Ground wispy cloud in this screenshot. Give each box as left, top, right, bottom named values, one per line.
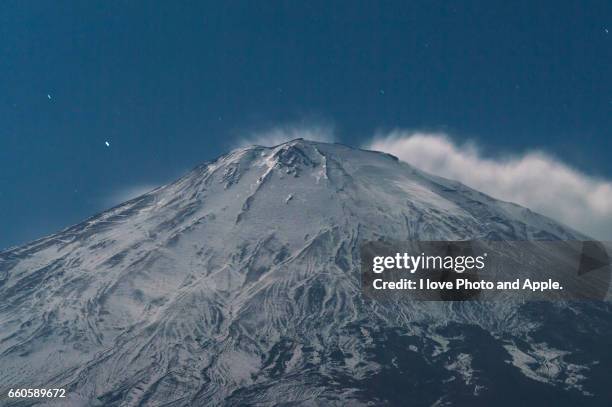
left=102, top=122, right=335, bottom=209
left=368, top=131, right=612, bottom=240
left=233, top=122, right=336, bottom=148
left=104, top=184, right=158, bottom=207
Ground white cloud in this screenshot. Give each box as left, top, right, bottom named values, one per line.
left=368, top=131, right=612, bottom=240
left=233, top=123, right=335, bottom=148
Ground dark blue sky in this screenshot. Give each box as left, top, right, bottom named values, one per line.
left=1, top=1, right=611, bottom=249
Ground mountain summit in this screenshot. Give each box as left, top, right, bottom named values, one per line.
left=0, top=140, right=609, bottom=406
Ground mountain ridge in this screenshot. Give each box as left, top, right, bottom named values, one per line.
left=0, top=138, right=584, bottom=255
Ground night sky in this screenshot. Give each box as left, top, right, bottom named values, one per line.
left=1, top=1, right=611, bottom=249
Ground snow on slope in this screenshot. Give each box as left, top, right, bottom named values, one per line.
left=0, top=139, right=609, bottom=406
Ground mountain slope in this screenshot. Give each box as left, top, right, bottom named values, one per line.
left=1, top=139, right=610, bottom=406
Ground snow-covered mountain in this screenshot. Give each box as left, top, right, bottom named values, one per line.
left=1, top=139, right=610, bottom=406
